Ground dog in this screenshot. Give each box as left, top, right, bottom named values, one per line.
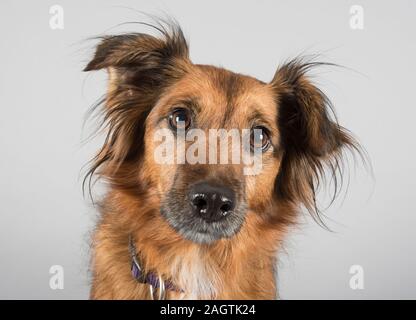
left=83, top=21, right=361, bottom=299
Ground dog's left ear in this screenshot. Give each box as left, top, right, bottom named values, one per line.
left=271, top=59, right=360, bottom=219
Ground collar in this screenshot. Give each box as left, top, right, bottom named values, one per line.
left=128, top=235, right=180, bottom=294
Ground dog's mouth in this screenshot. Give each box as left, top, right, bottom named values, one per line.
left=160, top=204, right=247, bottom=244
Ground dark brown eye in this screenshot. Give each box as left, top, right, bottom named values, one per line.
left=169, top=108, right=191, bottom=130
left=250, top=126, right=270, bottom=152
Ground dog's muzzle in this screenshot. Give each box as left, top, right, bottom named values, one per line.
left=161, top=180, right=246, bottom=244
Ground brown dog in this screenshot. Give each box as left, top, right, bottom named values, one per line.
left=83, top=22, right=360, bottom=299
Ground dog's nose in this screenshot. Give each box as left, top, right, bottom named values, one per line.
left=189, top=182, right=236, bottom=222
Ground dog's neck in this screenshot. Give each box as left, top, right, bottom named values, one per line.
left=129, top=233, right=225, bottom=299
left=128, top=221, right=282, bottom=299
left=93, top=190, right=285, bottom=299
left=129, top=235, right=181, bottom=294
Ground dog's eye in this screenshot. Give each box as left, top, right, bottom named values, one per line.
left=169, top=108, right=191, bottom=130
left=250, top=126, right=270, bottom=152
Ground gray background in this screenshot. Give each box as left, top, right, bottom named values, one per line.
left=0, top=0, right=415, bottom=299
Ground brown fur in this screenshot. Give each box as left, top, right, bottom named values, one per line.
left=83, top=22, right=361, bottom=299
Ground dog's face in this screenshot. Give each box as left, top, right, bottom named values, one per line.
left=85, top=25, right=357, bottom=244
left=143, top=66, right=280, bottom=243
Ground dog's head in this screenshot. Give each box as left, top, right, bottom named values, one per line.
left=84, top=24, right=359, bottom=244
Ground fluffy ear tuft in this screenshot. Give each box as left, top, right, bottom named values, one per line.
left=271, top=58, right=362, bottom=224
left=83, top=23, right=190, bottom=89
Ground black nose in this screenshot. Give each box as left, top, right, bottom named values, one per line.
left=189, top=182, right=236, bottom=222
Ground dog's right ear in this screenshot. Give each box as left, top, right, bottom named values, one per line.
left=84, top=26, right=190, bottom=91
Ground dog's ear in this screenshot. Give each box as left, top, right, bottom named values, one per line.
left=83, top=25, right=190, bottom=193
left=271, top=59, right=360, bottom=222
left=84, top=26, right=189, bottom=91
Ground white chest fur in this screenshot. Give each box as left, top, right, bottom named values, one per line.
left=170, top=249, right=220, bottom=299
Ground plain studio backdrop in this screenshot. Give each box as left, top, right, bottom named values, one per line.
left=1, top=0, right=415, bottom=299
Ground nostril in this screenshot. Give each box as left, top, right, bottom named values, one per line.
left=192, top=195, right=208, bottom=210
left=220, top=201, right=233, bottom=215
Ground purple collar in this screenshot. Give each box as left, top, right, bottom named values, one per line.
left=128, top=235, right=179, bottom=292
